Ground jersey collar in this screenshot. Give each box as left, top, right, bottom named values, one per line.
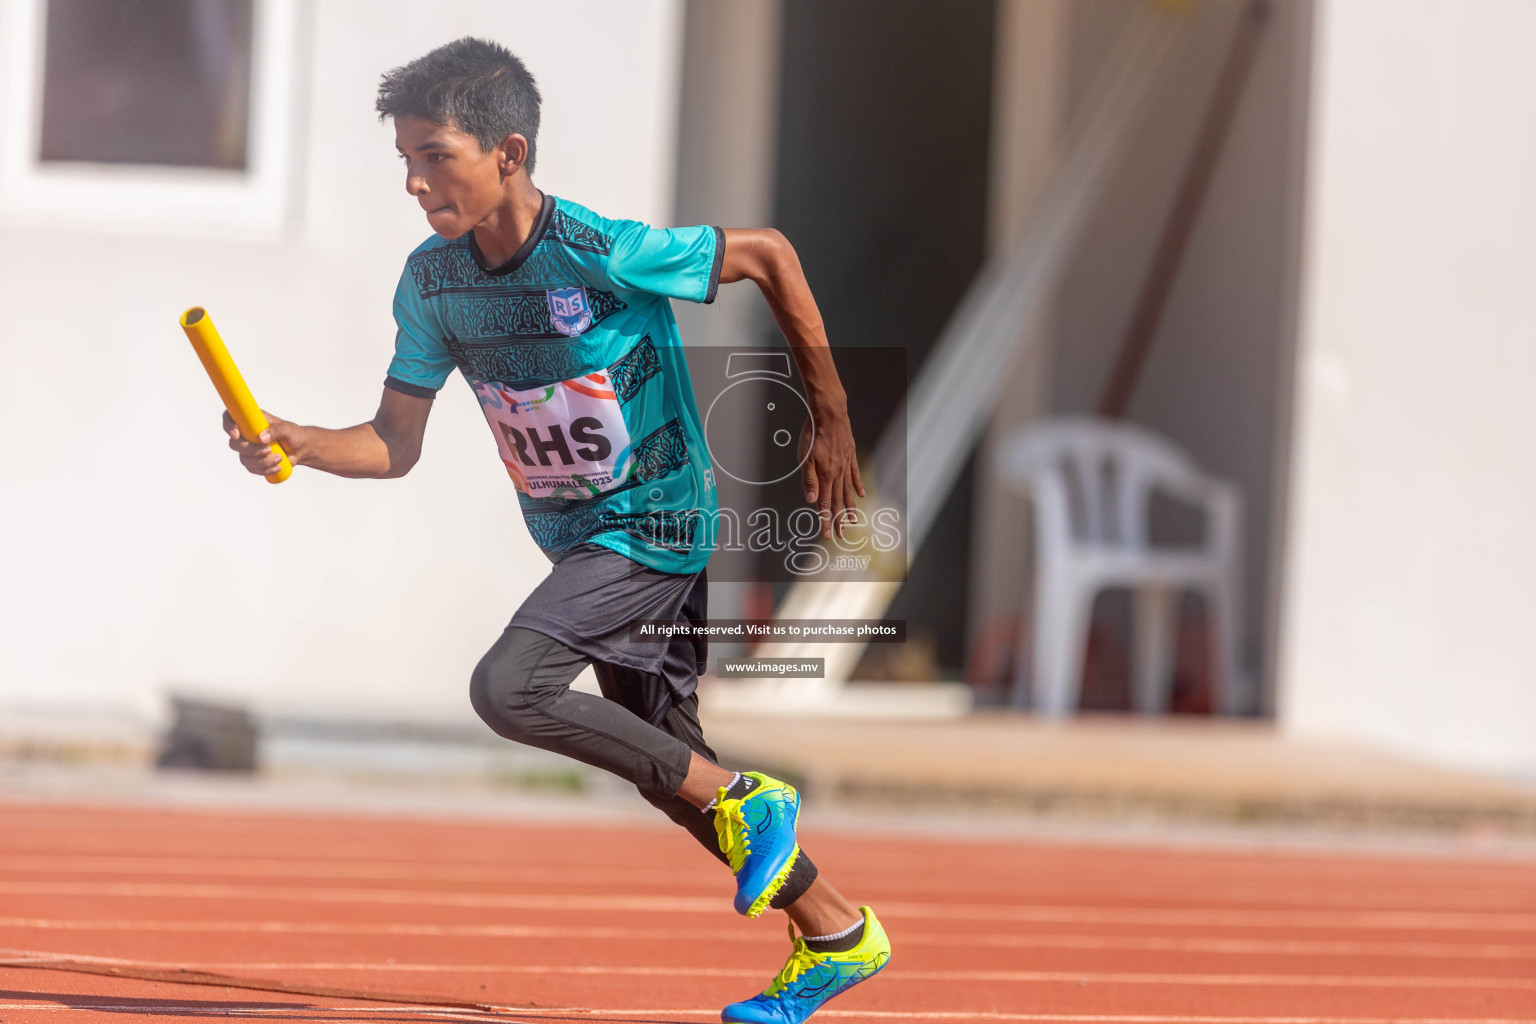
left=468, top=191, right=555, bottom=277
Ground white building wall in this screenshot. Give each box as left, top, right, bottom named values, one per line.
left=1280, top=0, right=1536, bottom=775
left=0, top=0, right=683, bottom=723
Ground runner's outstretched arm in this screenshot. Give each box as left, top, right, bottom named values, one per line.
left=223, top=386, right=433, bottom=480
left=719, top=228, right=865, bottom=538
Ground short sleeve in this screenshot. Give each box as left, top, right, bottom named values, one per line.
left=384, top=262, right=456, bottom=397
left=603, top=222, right=725, bottom=305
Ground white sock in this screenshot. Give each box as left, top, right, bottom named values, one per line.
left=701, top=771, right=743, bottom=813
left=804, top=918, right=864, bottom=943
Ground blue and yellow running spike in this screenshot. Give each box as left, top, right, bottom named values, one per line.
left=713, top=772, right=802, bottom=918
left=722, top=906, right=892, bottom=1024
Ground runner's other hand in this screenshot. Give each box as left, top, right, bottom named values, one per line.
left=799, top=408, right=865, bottom=539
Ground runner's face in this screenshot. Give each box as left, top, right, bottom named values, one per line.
left=394, top=115, right=504, bottom=239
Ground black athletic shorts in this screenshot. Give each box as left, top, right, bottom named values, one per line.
left=508, top=543, right=707, bottom=724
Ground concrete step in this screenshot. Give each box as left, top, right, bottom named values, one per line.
left=698, top=704, right=1536, bottom=834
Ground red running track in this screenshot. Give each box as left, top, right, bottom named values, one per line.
left=2, top=800, right=1535, bottom=1023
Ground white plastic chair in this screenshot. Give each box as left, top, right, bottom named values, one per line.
left=995, top=417, right=1242, bottom=716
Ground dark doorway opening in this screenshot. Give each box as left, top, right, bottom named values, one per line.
left=773, top=0, right=997, bottom=674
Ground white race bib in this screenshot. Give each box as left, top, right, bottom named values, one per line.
left=473, top=372, right=634, bottom=500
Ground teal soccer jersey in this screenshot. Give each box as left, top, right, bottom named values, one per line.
left=385, top=194, right=723, bottom=574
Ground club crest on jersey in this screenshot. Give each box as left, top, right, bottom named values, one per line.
left=546, top=286, right=593, bottom=337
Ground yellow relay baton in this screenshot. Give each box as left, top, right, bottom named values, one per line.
left=180, top=306, right=293, bottom=484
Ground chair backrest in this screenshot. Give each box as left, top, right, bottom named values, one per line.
left=996, top=416, right=1214, bottom=552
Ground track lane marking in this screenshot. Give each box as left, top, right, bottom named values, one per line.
left=606, top=1015, right=1536, bottom=1023
left=6, top=880, right=1536, bottom=932
left=1, top=1006, right=1535, bottom=1023
left=10, top=952, right=1536, bottom=990
left=3, top=917, right=1535, bottom=960
left=181, top=963, right=1536, bottom=988
left=3, top=818, right=1533, bottom=871
left=0, top=1007, right=516, bottom=1023
left=6, top=828, right=1536, bottom=889
left=0, top=856, right=717, bottom=888
left=4, top=857, right=1531, bottom=911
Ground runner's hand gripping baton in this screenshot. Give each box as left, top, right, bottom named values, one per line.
left=179, top=307, right=293, bottom=484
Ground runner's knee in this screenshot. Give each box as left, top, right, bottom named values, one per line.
left=469, top=629, right=572, bottom=739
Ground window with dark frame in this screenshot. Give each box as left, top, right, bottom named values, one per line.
left=39, top=0, right=255, bottom=171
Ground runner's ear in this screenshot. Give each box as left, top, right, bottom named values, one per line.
left=496, top=133, right=530, bottom=177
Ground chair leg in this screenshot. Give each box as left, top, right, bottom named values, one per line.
left=1008, top=618, right=1033, bottom=710
left=1207, top=581, right=1242, bottom=715
left=1015, top=560, right=1056, bottom=710
left=1009, top=579, right=1039, bottom=710
left=1035, top=584, right=1091, bottom=718
left=1132, top=586, right=1176, bottom=715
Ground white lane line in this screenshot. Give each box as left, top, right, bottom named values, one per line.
left=0, top=880, right=720, bottom=915
left=0, top=857, right=711, bottom=892
left=0, top=1013, right=516, bottom=1019
left=670, top=1015, right=1536, bottom=1023
left=1, top=946, right=139, bottom=967
left=4, top=857, right=1530, bottom=912
left=0, top=1007, right=1534, bottom=1024
left=7, top=833, right=1534, bottom=882
left=5, top=881, right=1536, bottom=932
left=741, top=1016, right=1536, bottom=1023
left=4, top=822, right=1532, bottom=889
left=19, top=955, right=1536, bottom=990
left=198, top=964, right=1536, bottom=989
left=3, top=917, right=1535, bottom=960
left=4, top=916, right=1535, bottom=960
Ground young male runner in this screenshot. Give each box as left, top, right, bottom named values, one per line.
left=223, top=38, right=888, bottom=1023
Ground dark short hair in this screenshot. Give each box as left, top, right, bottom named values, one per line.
left=376, top=37, right=542, bottom=172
